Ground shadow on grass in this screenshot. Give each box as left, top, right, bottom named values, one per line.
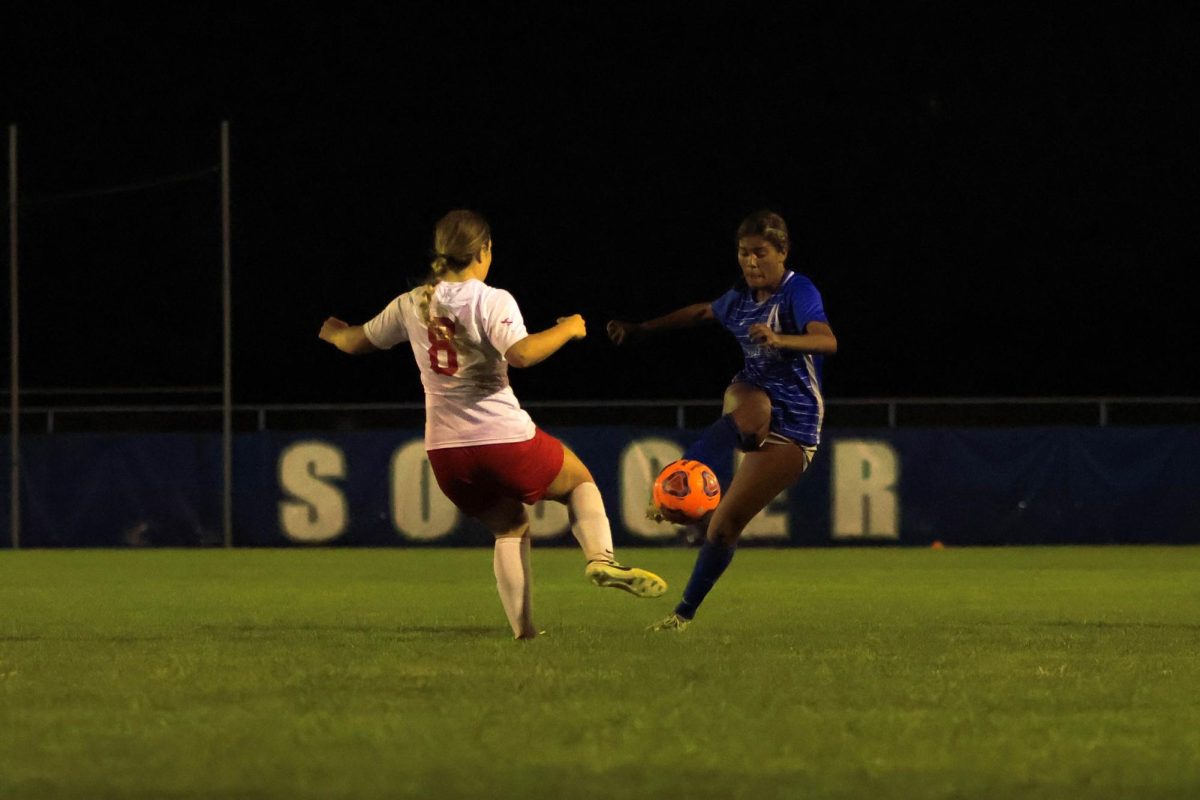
left=203, top=623, right=499, bottom=639
left=0, top=625, right=498, bottom=642
left=0, top=634, right=178, bottom=642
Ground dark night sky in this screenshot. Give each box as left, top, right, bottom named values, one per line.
left=2, top=4, right=1196, bottom=405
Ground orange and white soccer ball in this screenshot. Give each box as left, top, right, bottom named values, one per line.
left=652, top=459, right=721, bottom=520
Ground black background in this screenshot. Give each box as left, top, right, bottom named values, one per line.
left=3, top=4, right=1195, bottom=405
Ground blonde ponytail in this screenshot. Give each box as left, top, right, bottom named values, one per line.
left=418, top=210, right=492, bottom=342
left=417, top=256, right=452, bottom=340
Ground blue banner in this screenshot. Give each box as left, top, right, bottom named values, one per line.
left=3, top=427, right=1199, bottom=547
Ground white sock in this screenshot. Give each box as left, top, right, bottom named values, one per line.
left=568, top=482, right=615, bottom=564
left=493, top=535, right=535, bottom=638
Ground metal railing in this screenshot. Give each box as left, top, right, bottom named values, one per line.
left=3, top=390, right=1200, bottom=432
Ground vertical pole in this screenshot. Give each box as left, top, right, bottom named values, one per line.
left=220, top=121, right=233, bottom=548
left=8, top=125, right=19, bottom=549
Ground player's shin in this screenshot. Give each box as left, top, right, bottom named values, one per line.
left=493, top=534, right=536, bottom=639
left=674, top=539, right=736, bottom=620
left=567, top=482, right=615, bottom=564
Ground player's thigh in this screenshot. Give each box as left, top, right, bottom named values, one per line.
left=722, top=382, right=772, bottom=437
left=706, top=443, right=808, bottom=545
left=541, top=444, right=596, bottom=503
left=474, top=496, right=530, bottom=538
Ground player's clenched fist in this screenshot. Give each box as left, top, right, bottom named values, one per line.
left=319, top=317, right=349, bottom=343
left=557, top=314, right=586, bottom=340
left=748, top=323, right=780, bottom=347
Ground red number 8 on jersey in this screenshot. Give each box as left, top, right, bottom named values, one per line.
left=427, top=316, right=459, bottom=376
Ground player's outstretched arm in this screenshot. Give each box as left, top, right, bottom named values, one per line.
left=319, top=317, right=379, bottom=355
left=505, top=314, right=586, bottom=368
left=606, top=302, right=714, bottom=346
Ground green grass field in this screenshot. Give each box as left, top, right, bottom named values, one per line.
left=1, top=546, right=1198, bottom=799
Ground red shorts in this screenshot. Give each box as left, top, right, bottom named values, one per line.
left=426, top=428, right=566, bottom=517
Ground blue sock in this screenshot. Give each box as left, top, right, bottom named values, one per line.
left=674, top=540, right=736, bottom=620
left=682, top=414, right=737, bottom=493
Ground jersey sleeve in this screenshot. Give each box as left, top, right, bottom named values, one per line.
left=710, top=288, right=741, bottom=327
left=480, top=288, right=529, bottom=359
left=362, top=295, right=411, bottom=350
left=787, top=277, right=828, bottom=330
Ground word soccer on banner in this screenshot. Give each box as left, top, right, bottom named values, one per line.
left=6, top=426, right=1199, bottom=547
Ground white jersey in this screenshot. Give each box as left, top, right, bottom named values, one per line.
left=362, top=279, right=536, bottom=450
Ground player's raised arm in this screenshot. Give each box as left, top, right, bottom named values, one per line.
left=605, top=302, right=715, bottom=346
left=505, top=313, right=587, bottom=368
left=319, top=317, right=379, bottom=355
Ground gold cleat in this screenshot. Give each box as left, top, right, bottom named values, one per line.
left=648, top=613, right=690, bottom=632
left=585, top=560, right=668, bottom=598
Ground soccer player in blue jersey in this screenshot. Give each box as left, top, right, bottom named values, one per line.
left=606, top=210, right=837, bottom=631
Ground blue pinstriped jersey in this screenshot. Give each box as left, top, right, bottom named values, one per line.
left=710, top=271, right=829, bottom=446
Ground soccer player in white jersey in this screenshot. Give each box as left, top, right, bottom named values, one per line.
left=319, top=209, right=666, bottom=640
left=607, top=210, right=837, bottom=631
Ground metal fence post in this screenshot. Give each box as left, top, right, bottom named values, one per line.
left=8, top=124, right=19, bottom=550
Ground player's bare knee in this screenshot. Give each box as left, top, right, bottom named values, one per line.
left=706, top=509, right=751, bottom=546
left=706, top=521, right=742, bottom=547
left=544, top=448, right=594, bottom=502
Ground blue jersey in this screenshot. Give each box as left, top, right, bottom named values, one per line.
left=710, top=271, right=829, bottom=446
